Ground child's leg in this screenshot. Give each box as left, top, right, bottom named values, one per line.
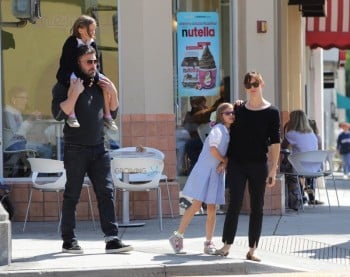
left=205, top=204, right=217, bottom=241
left=66, top=73, right=80, bottom=127
left=102, top=90, right=118, bottom=131
left=169, top=199, right=202, bottom=254
left=203, top=203, right=218, bottom=255
left=103, top=90, right=112, bottom=119
left=177, top=199, right=202, bottom=234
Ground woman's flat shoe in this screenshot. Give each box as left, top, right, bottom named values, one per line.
left=246, top=252, right=261, bottom=262
left=214, top=248, right=229, bottom=257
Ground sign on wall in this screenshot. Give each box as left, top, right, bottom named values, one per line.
left=177, top=12, right=220, bottom=97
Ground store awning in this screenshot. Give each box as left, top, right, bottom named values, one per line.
left=337, top=93, right=350, bottom=109
left=306, top=0, right=350, bottom=49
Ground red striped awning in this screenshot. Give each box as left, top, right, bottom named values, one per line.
left=306, top=0, right=350, bottom=49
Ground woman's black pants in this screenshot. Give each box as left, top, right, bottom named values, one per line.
left=222, top=159, right=268, bottom=248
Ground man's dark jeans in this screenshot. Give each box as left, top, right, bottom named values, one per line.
left=61, top=143, right=118, bottom=242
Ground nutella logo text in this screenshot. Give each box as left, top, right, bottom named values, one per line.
left=181, top=27, right=215, bottom=37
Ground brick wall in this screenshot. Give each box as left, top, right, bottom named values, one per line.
left=222, top=175, right=285, bottom=215
left=8, top=181, right=180, bottom=223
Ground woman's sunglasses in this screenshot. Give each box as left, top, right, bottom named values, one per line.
left=245, top=81, right=260, bottom=89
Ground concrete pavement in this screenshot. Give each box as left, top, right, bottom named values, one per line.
left=1, top=176, right=350, bottom=276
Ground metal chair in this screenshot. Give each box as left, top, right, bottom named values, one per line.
left=288, top=150, right=340, bottom=211
left=111, top=157, right=164, bottom=230
left=24, top=158, right=95, bottom=232
left=110, top=146, right=174, bottom=217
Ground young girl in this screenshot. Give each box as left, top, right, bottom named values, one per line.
left=169, top=102, right=234, bottom=255
left=56, top=15, right=118, bottom=131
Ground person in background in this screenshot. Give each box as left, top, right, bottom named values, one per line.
left=308, top=119, right=322, bottom=150
left=183, top=90, right=226, bottom=172
left=169, top=103, right=234, bottom=255
left=52, top=45, right=131, bottom=254
left=215, top=71, right=281, bottom=261
left=282, top=110, right=324, bottom=206
left=183, top=96, right=207, bottom=171
left=56, top=15, right=118, bottom=131
left=336, top=122, right=350, bottom=179
left=3, top=86, right=52, bottom=159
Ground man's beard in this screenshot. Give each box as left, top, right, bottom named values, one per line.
left=75, top=68, right=97, bottom=87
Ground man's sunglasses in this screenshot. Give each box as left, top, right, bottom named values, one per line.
left=82, top=59, right=98, bottom=65
left=245, top=81, right=260, bottom=89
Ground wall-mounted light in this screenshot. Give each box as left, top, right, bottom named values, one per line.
left=12, top=0, right=41, bottom=24
left=257, top=20, right=267, bottom=33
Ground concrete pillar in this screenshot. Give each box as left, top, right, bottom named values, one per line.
left=0, top=203, right=11, bottom=266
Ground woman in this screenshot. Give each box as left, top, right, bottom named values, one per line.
left=215, top=71, right=281, bottom=262
left=282, top=110, right=323, bottom=205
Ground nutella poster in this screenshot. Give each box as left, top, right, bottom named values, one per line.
left=177, top=12, right=220, bottom=97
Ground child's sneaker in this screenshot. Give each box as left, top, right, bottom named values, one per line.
left=204, top=241, right=217, bottom=255
left=67, top=117, right=80, bottom=128
left=169, top=232, right=186, bottom=254
left=104, top=118, right=118, bottom=131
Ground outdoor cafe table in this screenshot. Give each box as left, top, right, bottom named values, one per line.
left=109, top=149, right=156, bottom=227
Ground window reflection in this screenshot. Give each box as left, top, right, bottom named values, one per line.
left=3, top=87, right=53, bottom=177
left=174, top=0, right=231, bottom=180
left=1, top=0, right=119, bottom=178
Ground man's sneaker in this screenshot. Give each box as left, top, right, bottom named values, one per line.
left=169, top=232, right=186, bottom=254
left=104, top=118, right=118, bottom=131
left=204, top=241, right=217, bottom=255
left=67, top=117, right=80, bottom=128
left=105, top=239, right=133, bottom=254
left=62, top=240, right=83, bottom=254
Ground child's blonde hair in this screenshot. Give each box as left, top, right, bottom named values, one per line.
left=215, top=102, right=234, bottom=124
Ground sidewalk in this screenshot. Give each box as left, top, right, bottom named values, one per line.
left=1, top=177, right=350, bottom=276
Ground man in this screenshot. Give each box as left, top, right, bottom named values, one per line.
left=52, top=45, right=132, bottom=254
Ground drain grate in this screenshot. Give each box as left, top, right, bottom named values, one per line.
left=234, top=236, right=350, bottom=265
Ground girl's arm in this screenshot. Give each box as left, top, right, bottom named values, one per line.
left=210, top=146, right=227, bottom=165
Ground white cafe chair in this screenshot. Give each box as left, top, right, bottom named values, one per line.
left=197, top=123, right=212, bottom=143
left=288, top=150, right=340, bottom=211
left=111, top=157, right=164, bottom=230
left=24, top=158, right=96, bottom=232
left=110, top=146, right=174, bottom=217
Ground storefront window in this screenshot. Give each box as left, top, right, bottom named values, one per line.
left=173, top=0, right=231, bottom=179
left=1, top=0, right=119, bottom=178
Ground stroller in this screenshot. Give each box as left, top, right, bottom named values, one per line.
left=0, top=181, right=14, bottom=220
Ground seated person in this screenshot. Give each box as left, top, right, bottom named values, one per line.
left=3, top=87, right=52, bottom=159
left=281, top=110, right=323, bottom=210
left=178, top=81, right=229, bottom=175
left=183, top=96, right=207, bottom=173
left=183, top=95, right=225, bottom=172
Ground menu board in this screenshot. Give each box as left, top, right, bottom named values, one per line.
left=177, top=12, right=220, bottom=97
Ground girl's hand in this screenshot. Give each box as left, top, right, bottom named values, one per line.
left=216, top=160, right=227, bottom=174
